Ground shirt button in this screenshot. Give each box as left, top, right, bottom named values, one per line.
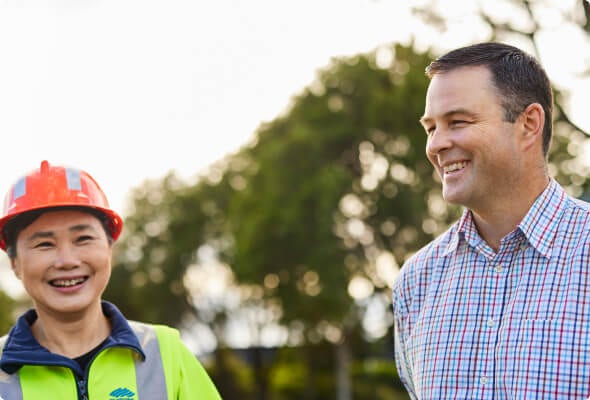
left=520, top=243, right=528, bottom=251
left=487, top=319, right=495, bottom=328
left=494, top=264, right=504, bottom=273
left=480, top=376, right=488, bottom=385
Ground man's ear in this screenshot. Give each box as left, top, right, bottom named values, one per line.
left=10, top=258, right=22, bottom=280
left=518, top=102, right=545, bottom=152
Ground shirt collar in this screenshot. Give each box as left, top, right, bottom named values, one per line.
left=516, top=178, right=567, bottom=259
left=443, top=209, right=479, bottom=256
left=444, top=179, right=567, bottom=259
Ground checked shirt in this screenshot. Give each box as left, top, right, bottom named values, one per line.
left=393, top=179, right=590, bottom=399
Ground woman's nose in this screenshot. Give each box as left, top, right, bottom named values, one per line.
left=54, top=245, right=80, bottom=269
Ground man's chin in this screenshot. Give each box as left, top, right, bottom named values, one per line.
left=442, top=188, right=467, bottom=206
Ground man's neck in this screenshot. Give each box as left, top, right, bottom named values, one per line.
left=471, top=176, right=550, bottom=252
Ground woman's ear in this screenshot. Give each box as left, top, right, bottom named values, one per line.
left=10, top=258, right=22, bottom=280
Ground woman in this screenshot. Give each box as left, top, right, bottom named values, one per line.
left=0, top=160, right=222, bottom=399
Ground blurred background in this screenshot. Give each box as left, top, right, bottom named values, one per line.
left=0, top=1, right=589, bottom=399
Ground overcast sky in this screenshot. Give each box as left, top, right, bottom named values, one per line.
left=0, top=0, right=588, bottom=216
left=0, top=0, right=425, bottom=217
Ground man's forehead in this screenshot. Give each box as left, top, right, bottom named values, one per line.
left=422, top=69, right=496, bottom=121
left=427, top=66, right=493, bottom=96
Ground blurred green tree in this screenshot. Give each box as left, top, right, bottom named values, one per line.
left=224, top=44, right=450, bottom=399
left=105, top=43, right=441, bottom=400
left=104, top=2, right=590, bottom=396
left=0, top=289, right=15, bottom=335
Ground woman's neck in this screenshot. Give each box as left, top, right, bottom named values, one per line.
left=31, top=302, right=111, bottom=359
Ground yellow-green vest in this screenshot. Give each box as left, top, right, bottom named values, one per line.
left=0, top=322, right=221, bottom=400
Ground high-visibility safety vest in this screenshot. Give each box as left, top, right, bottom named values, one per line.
left=0, top=322, right=221, bottom=400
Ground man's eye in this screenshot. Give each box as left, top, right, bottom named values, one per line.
left=425, top=126, right=435, bottom=135
left=34, top=241, right=53, bottom=249
left=450, top=120, right=467, bottom=127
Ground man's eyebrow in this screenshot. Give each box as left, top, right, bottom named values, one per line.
left=419, top=108, right=478, bottom=125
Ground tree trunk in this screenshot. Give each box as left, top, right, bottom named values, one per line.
left=213, top=347, right=241, bottom=400
left=304, top=345, right=316, bottom=400
left=252, top=347, right=270, bottom=400
left=335, top=338, right=352, bottom=400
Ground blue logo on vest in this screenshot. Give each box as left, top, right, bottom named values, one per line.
left=109, top=387, right=136, bottom=399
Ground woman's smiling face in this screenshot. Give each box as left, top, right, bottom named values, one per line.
left=11, top=209, right=113, bottom=318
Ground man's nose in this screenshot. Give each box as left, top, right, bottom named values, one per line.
left=426, top=127, right=452, bottom=157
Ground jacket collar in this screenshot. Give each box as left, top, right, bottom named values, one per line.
left=0, top=301, right=145, bottom=375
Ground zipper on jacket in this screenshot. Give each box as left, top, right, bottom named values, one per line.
left=77, top=376, right=88, bottom=400
left=78, top=346, right=104, bottom=400
left=73, top=344, right=139, bottom=399
left=78, top=341, right=120, bottom=399
left=79, top=344, right=138, bottom=400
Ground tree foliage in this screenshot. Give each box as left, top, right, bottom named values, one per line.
left=0, top=289, right=15, bottom=335
left=103, top=2, right=590, bottom=398
left=105, top=43, right=448, bottom=341
left=105, top=43, right=440, bottom=400
left=225, top=45, right=457, bottom=336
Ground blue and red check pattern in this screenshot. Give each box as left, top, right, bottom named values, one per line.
left=393, top=179, right=590, bottom=399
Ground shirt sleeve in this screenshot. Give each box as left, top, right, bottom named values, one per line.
left=394, top=314, right=416, bottom=399
left=393, top=278, right=417, bottom=399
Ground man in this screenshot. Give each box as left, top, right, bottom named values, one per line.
left=0, top=160, right=222, bottom=399
left=393, top=42, right=590, bottom=398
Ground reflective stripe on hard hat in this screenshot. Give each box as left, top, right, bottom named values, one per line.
left=65, top=169, right=82, bottom=191
left=12, top=178, right=26, bottom=200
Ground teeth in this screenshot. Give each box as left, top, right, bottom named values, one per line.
left=443, top=161, right=467, bottom=173
left=52, top=278, right=85, bottom=287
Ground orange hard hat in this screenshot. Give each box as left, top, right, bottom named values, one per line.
left=0, top=160, right=123, bottom=250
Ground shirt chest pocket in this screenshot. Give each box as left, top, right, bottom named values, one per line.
left=496, top=319, right=590, bottom=398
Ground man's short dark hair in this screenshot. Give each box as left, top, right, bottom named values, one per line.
left=3, top=206, right=114, bottom=259
left=425, top=42, right=553, bottom=157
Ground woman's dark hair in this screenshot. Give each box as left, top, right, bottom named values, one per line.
left=3, top=206, right=114, bottom=259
